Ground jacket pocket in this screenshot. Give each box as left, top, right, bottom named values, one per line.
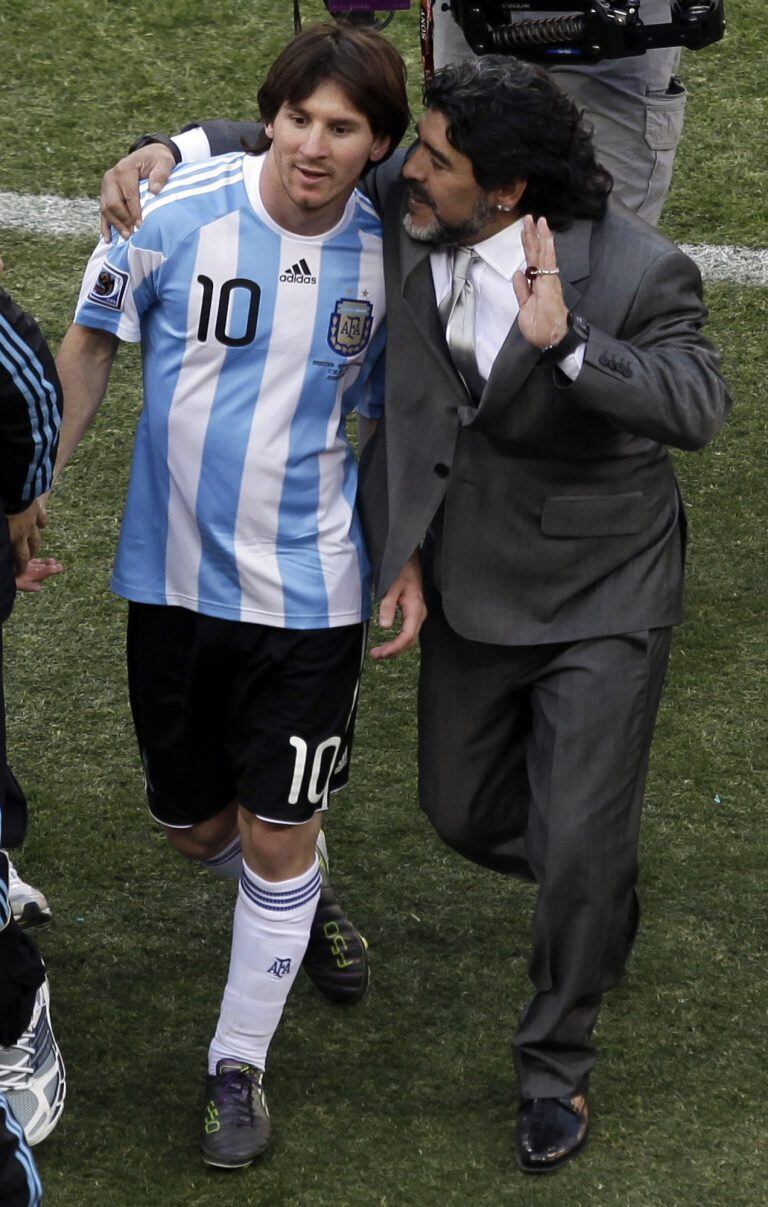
left=541, top=492, right=643, bottom=537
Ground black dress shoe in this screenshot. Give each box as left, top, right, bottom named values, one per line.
left=515, top=1094, right=589, bottom=1173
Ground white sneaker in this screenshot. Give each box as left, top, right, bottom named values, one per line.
left=0, top=979, right=66, bottom=1145
left=6, top=858, right=52, bottom=929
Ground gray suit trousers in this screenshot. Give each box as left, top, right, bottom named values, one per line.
left=418, top=599, right=672, bottom=1098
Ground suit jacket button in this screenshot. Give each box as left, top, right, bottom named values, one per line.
left=434, top=463, right=450, bottom=478
left=599, top=352, right=610, bottom=367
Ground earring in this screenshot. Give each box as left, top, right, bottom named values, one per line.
left=496, top=204, right=513, bottom=213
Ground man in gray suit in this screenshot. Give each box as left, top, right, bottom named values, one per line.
left=359, top=55, right=730, bottom=1171
left=101, top=48, right=730, bottom=1175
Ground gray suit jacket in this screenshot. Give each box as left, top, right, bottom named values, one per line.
left=198, top=125, right=731, bottom=646
left=359, top=155, right=731, bottom=646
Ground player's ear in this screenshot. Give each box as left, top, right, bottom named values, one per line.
left=264, top=122, right=275, bottom=141
left=368, top=134, right=391, bottom=165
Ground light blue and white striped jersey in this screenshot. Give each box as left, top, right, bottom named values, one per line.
left=75, top=152, right=386, bottom=628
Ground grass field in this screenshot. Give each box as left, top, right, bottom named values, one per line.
left=1, top=2, right=766, bottom=1204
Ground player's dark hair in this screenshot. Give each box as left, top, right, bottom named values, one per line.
left=256, top=22, right=410, bottom=168
left=423, top=56, right=612, bottom=230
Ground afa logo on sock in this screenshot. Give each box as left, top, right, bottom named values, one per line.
left=267, top=957, right=292, bottom=979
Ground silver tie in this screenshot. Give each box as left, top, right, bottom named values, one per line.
left=439, top=245, right=484, bottom=401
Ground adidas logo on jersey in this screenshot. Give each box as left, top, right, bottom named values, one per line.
left=280, top=259, right=317, bottom=285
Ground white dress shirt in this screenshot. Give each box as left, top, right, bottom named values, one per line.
left=429, top=218, right=585, bottom=383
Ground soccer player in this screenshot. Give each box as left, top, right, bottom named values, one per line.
left=55, top=25, right=423, bottom=1168
left=0, top=253, right=65, bottom=1184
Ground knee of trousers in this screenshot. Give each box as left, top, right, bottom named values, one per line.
left=418, top=788, right=482, bottom=859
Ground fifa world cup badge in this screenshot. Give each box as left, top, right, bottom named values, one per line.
left=87, top=262, right=129, bottom=311
left=327, top=297, right=374, bottom=358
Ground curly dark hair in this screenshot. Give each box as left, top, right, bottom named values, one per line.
left=423, top=56, right=612, bottom=230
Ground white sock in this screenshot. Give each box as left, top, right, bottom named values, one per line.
left=208, top=858, right=321, bottom=1074
left=200, top=835, right=243, bottom=881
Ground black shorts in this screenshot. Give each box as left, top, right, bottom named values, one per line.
left=126, top=603, right=366, bottom=828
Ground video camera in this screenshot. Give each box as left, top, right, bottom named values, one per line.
left=311, top=1, right=725, bottom=64
left=445, top=2, right=725, bottom=64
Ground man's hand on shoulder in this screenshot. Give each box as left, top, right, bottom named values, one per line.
left=100, top=144, right=176, bottom=241
left=370, top=551, right=427, bottom=661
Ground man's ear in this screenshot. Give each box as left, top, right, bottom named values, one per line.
left=368, top=134, right=391, bottom=165
left=264, top=122, right=275, bottom=141
left=492, top=179, right=527, bottom=214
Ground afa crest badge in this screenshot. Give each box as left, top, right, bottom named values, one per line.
left=267, top=957, right=292, bottom=979
left=87, top=261, right=129, bottom=312
left=327, top=297, right=373, bottom=358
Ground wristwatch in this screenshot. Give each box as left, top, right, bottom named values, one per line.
left=541, top=312, right=590, bottom=363
left=127, top=133, right=182, bottom=165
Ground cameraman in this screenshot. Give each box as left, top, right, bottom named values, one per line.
left=432, top=0, right=686, bottom=224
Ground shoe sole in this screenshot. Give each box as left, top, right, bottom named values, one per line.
left=14, top=903, right=52, bottom=929
left=514, top=1133, right=589, bottom=1174
left=202, top=1154, right=256, bottom=1170
left=202, top=1140, right=271, bottom=1170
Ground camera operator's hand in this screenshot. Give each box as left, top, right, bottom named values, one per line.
left=100, top=144, right=176, bottom=241
left=513, top=215, right=569, bottom=350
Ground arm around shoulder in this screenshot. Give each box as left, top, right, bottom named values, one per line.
left=101, top=119, right=264, bottom=238
left=195, top=119, right=265, bottom=156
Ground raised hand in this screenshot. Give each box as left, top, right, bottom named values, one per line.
left=512, top=215, right=569, bottom=350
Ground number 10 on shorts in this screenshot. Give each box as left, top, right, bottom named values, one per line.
left=288, top=736, right=342, bottom=808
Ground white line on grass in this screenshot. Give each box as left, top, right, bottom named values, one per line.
left=678, top=244, right=768, bottom=288
left=1, top=191, right=100, bottom=237
left=1, top=190, right=767, bottom=286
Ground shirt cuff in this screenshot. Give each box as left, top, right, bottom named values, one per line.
left=172, top=127, right=212, bottom=164
left=558, top=341, right=586, bottom=381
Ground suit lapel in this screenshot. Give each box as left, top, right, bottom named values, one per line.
left=397, top=212, right=474, bottom=407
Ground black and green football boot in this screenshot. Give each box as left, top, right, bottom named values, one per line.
left=302, top=858, right=369, bottom=1004
left=201, top=1059, right=271, bottom=1169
